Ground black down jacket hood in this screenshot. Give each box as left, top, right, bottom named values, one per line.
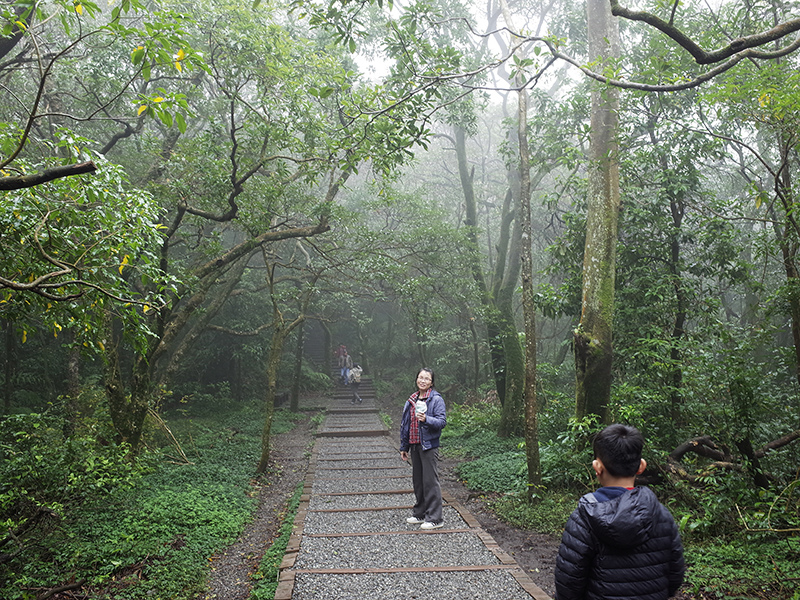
left=554, top=486, right=685, bottom=600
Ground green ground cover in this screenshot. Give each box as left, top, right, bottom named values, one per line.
left=0, top=404, right=306, bottom=600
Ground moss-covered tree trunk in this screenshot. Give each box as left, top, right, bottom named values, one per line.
left=256, top=254, right=318, bottom=474
left=575, top=0, right=620, bottom=424
left=515, top=78, right=542, bottom=491
left=320, top=319, right=333, bottom=376
left=497, top=203, right=525, bottom=436
left=104, top=314, right=151, bottom=449
left=776, top=140, right=800, bottom=390
left=454, top=126, right=508, bottom=400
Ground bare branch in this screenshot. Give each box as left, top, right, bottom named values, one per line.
left=0, top=161, right=97, bottom=190
left=756, top=429, right=800, bottom=459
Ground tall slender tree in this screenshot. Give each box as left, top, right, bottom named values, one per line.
left=573, top=0, right=620, bottom=424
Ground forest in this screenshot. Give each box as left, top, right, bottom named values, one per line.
left=1, top=0, right=799, bottom=597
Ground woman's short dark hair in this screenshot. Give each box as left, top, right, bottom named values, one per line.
left=416, top=367, right=435, bottom=388
left=592, top=424, right=644, bottom=478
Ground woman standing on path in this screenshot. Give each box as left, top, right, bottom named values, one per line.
left=399, top=368, right=446, bottom=530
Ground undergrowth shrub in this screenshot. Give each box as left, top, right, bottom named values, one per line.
left=168, top=382, right=238, bottom=418
left=298, top=361, right=333, bottom=392
left=456, top=450, right=527, bottom=493
left=442, top=403, right=522, bottom=493
left=445, top=400, right=503, bottom=434
left=443, top=409, right=601, bottom=494
left=489, top=490, right=577, bottom=536
left=683, top=534, right=800, bottom=599
left=0, top=404, right=151, bottom=598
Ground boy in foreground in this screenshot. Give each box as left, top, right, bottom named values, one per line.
left=554, top=424, right=686, bottom=600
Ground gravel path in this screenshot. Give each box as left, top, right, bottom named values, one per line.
left=302, top=507, right=467, bottom=535
left=294, top=531, right=502, bottom=570
left=292, top=570, right=537, bottom=600
left=196, top=388, right=560, bottom=600
left=277, top=397, right=552, bottom=600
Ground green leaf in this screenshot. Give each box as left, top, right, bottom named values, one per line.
left=159, top=111, right=173, bottom=128
left=131, top=46, right=145, bottom=65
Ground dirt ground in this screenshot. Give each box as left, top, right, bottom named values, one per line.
left=196, top=419, right=315, bottom=600
left=196, top=403, right=560, bottom=599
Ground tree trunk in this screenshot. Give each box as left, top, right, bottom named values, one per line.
left=104, top=314, right=150, bottom=449
left=380, top=315, right=395, bottom=379
left=256, top=315, right=304, bottom=474
left=515, top=80, right=542, bottom=491
left=777, top=139, right=800, bottom=390
left=320, top=319, right=333, bottom=376
left=290, top=319, right=304, bottom=412
left=490, top=188, right=517, bottom=406
left=66, top=333, right=81, bottom=400
left=256, top=256, right=317, bottom=474
left=575, top=0, right=620, bottom=424
left=455, top=126, right=505, bottom=396
left=668, top=195, right=686, bottom=430
left=497, top=176, right=525, bottom=435
left=735, top=437, right=771, bottom=489
left=157, top=255, right=251, bottom=389
left=468, top=314, right=480, bottom=390
left=256, top=327, right=287, bottom=474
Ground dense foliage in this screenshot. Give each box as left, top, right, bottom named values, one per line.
left=2, top=0, right=800, bottom=597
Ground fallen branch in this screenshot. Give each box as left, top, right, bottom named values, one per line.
left=756, top=429, right=800, bottom=458
left=147, top=409, right=193, bottom=465
left=669, top=435, right=727, bottom=462
left=35, top=579, right=86, bottom=600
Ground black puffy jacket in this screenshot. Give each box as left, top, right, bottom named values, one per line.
left=554, top=486, right=685, bottom=600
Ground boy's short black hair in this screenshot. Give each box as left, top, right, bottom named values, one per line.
left=593, top=424, right=644, bottom=478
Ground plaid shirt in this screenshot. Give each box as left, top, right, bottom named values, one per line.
left=407, top=390, right=430, bottom=445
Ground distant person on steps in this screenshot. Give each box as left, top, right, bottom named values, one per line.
left=349, top=364, right=363, bottom=403
left=399, top=367, right=446, bottom=530
left=338, top=349, right=352, bottom=385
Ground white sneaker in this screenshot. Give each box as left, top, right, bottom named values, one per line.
left=420, top=521, right=443, bottom=530
left=406, top=516, right=424, bottom=524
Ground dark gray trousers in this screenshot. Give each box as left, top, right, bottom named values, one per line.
left=409, top=444, right=442, bottom=524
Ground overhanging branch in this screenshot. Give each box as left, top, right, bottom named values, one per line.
left=609, top=0, right=800, bottom=65
left=0, top=161, right=97, bottom=190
